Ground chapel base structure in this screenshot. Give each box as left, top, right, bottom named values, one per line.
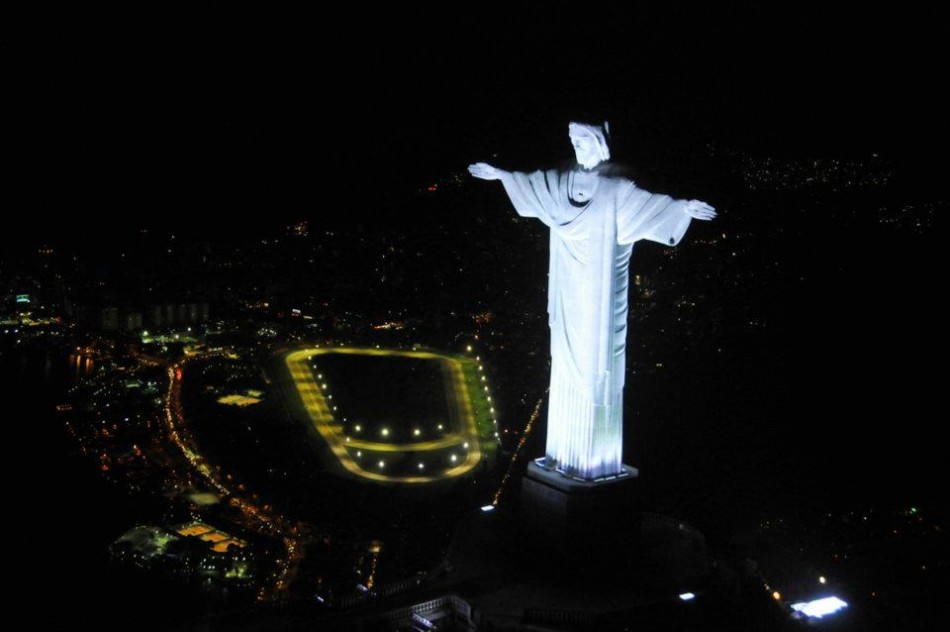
left=520, top=459, right=641, bottom=554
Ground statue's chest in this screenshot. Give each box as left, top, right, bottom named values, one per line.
left=568, top=170, right=600, bottom=205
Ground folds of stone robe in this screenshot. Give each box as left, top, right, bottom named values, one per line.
left=500, top=168, right=691, bottom=479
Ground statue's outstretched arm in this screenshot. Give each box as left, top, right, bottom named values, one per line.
left=684, top=200, right=717, bottom=221
left=468, top=162, right=510, bottom=181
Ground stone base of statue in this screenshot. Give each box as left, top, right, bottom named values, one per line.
left=417, top=467, right=711, bottom=629
left=520, top=458, right=640, bottom=555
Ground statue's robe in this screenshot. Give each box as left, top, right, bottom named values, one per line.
left=500, top=168, right=692, bottom=479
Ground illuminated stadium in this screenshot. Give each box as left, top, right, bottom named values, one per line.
left=278, top=347, right=498, bottom=483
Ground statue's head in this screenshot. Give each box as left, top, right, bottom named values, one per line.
left=568, top=122, right=610, bottom=170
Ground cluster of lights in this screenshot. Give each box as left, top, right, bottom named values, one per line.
left=163, top=358, right=304, bottom=603
left=470, top=353, right=500, bottom=439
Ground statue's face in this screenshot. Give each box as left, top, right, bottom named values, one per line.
left=570, top=132, right=601, bottom=169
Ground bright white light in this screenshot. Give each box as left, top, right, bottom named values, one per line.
left=480, top=505, right=495, bottom=512
left=678, top=592, right=696, bottom=601
left=354, top=425, right=361, bottom=432
left=378, top=460, right=385, bottom=469
left=418, top=463, right=424, bottom=470
left=413, top=428, right=421, bottom=436
left=463, top=442, right=469, bottom=449
left=790, top=596, right=848, bottom=619
left=450, top=454, right=457, bottom=462
left=819, top=576, right=827, bottom=584
left=381, top=428, right=389, bottom=437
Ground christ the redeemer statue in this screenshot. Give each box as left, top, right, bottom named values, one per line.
left=469, top=122, right=715, bottom=481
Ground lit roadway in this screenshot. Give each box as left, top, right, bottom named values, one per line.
left=284, top=347, right=483, bottom=483
left=162, top=356, right=304, bottom=601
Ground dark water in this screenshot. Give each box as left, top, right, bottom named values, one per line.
left=3, top=350, right=204, bottom=629
left=4, top=351, right=107, bottom=622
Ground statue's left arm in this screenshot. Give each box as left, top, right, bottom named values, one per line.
left=617, top=183, right=716, bottom=246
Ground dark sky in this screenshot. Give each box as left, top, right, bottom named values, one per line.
left=6, top=3, right=943, bottom=241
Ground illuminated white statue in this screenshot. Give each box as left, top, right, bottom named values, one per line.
left=469, top=122, right=715, bottom=480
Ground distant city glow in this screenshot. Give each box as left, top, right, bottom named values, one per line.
left=790, top=596, right=848, bottom=619
left=678, top=592, right=696, bottom=601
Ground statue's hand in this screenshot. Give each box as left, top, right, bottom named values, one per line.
left=685, top=200, right=717, bottom=221
left=468, top=162, right=502, bottom=181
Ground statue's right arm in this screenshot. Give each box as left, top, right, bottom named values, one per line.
left=468, top=163, right=509, bottom=181
left=469, top=162, right=544, bottom=220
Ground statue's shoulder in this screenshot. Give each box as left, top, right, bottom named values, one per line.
left=597, top=163, right=637, bottom=188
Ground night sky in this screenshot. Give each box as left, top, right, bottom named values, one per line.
left=6, top=3, right=942, bottom=244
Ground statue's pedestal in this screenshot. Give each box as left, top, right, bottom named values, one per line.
left=520, top=459, right=640, bottom=556
left=415, top=463, right=710, bottom=629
